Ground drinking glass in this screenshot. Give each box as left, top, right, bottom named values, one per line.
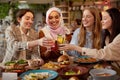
left=57, top=35, right=65, bottom=54
left=44, top=38, right=55, bottom=54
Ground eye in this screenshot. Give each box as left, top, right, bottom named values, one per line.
left=25, top=17, right=29, bottom=20
left=102, top=17, right=107, bottom=20
left=49, top=16, right=53, bottom=19
left=55, top=16, right=59, bottom=19
left=59, top=60, right=63, bottom=62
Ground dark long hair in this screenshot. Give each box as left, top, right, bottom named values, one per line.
left=13, top=9, right=35, bottom=25
left=102, top=8, right=120, bottom=47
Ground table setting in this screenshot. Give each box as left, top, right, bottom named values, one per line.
left=0, top=55, right=120, bottom=80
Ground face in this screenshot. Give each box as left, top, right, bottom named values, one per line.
left=18, top=12, right=34, bottom=30
left=82, top=10, right=94, bottom=30
left=48, top=11, right=60, bottom=29
left=101, top=11, right=112, bottom=30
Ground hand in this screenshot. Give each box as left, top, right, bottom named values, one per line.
left=37, top=58, right=44, bottom=66
left=42, top=37, right=54, bottom=47
left=59, top=44, right=77, bottom=51
left=30, top=59, right=44, bottom=67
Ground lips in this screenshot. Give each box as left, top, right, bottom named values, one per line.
left=51, top=22, right=57, bottom=25
left=83, top=22, right=89, bottom=26
left=26, top=23, right=32, bottom=28
left=82, top=20, right=88, bottom=24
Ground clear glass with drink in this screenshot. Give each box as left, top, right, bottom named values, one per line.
left=57, top=35, right=66, bottom=54
left=43, top=38, right=55, bottom=53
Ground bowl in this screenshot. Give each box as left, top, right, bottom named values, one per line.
left=57, top=65, right=88, bottom=79
left=89, top=69, right=117, bottom=80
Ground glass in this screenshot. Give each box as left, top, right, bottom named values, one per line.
left=57, top=35, right=65, bottom=44
left=44, top=38, right=55, bottom=54
left=51, top=41, right=58, bottom=51
left=57, top=35, right=65, bottom=54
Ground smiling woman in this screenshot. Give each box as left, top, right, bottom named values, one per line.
left=39, top=7, right=71, bottom=62
left=2, top=9, right=44, bottom=65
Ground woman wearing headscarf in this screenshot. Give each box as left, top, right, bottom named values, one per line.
left=39, top=7, right=71, bottom=62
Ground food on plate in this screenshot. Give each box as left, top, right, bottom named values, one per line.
left=76, top=57, right=97, bottom=63
left=41, top=61, right=60, bottom=70
left=96, top=73, right=111, bottom=76
left=4, top=61, right=16, bottom=69
left=4, top=59, right=28, bottom=72
left=94, top=64, right=104, bottom=69
left=69, top=76, right=79, bottom=80
left=24, top=72, right=51, bottom=80
left=15, top=59, right=28, bottom=69
left=57, top=66, right=88, bottom=79
left=65, top=70, right=81, bottom=75
left=57, top=55, right=70, bottom=67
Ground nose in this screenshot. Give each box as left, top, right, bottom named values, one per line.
left=29, top=19, right=33, bottom=24
left=82, top=17, right=87, bottom=21
left=52, top=18, right=56, bottom=22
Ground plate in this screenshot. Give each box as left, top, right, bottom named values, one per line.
left=57, top=65, right=88, bottom=79
left=88, top=75, right=120, bottom=80
left=74, top=56, right=100, bottom=64
left=19, top=69, right=58, bottom=80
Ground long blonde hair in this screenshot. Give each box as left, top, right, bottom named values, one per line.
left=79, top=7, right=102, bottom=49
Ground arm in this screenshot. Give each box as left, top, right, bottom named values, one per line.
left=3, top=26, right=28, bottom=63
left=67, top=28, right=81, bottom=57
left=5, top=26, right=43, bottom=51
left=82, top=34, right=120, bottom=61
left=70, top=28, right=80, bottom=45
left=5, top=26, right=28, bottom=52
left=60, top=34, right=120, bottom=61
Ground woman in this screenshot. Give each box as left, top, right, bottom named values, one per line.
left=67, top=7, right=102, bottom=57
left=39, top=7, right=71, bottom=62
left=60, top=8, right=120, bottom=70
left=2, top=9, right=44, bottom=65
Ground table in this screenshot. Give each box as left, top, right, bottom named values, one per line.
left=0, top=60, right=120, bottom=80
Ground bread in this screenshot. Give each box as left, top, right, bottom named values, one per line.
left=57, top=55, right=70, bottom=67
left=4, top=60, right=28, bottom=70
left=69, top=76, right=79, bottom=80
